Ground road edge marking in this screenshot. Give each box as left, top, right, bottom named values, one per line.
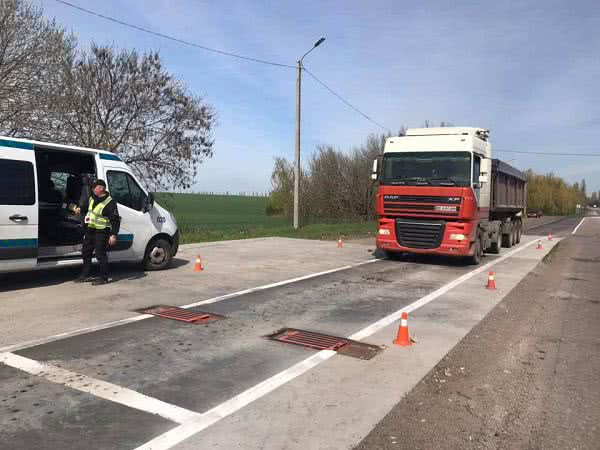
left=0, top=352, right=201, bottom=424
left=181, top=259, right=380, bottom=308
left=572, top=217, right=586, bottom=234
left=134, top=237, right=552, bottom=450
left=524, top=217, right=565, bottom=230
left=0, top=259, right=380, bottom=353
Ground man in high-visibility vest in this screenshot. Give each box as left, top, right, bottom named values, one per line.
left=74, top=179, right=120, bottom=285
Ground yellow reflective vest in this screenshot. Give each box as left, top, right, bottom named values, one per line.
left=84, top=196, right=113, bottom=230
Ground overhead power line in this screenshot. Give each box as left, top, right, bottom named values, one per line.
left=54, top=0, right=395, bottom=133
left=495, top=149, right=600, bottom=157
left=302, top=66, right=392, bottom=133
left=53, top=0, right=295, bottom=68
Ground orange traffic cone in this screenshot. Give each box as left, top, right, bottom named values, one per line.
left=537, top=240, right=543, bottom=250
left=393, top=312, right=412, bottom=346
left=194, top=255, right=203, bottom=272
left=337, top=236, right=343, bottom=248
left=486, top=271, right=497, bottom=290
left=548, top=233, right=553, bottom=241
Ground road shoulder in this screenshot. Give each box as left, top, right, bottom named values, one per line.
left=355, top=228, right=600, bottom=449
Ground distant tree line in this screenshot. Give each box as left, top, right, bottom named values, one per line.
left=527, top=173, right=588, bottom=215
left=266, top=133, right=388, bottom=222
left=0, top=0, right=216, bottom=191
left=267, top=126, right=588, bottom=222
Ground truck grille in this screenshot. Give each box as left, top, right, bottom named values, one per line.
left=383, top=195, right=461, bottom=215
left=395, top=219, right=445, bottom=249
left=383, top=195, right=461, bottom=204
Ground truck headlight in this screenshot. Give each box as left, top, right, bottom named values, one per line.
left=378, top=228, right=391, bottom=236
left=449, top=233, right=466, bottom=240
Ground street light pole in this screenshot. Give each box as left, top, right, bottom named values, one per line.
left=294, top=37, right=325, bottom=229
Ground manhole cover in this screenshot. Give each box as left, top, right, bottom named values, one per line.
left=265, top=328, right=383, bottom=360
left=137, top=305, right=225, bottom=324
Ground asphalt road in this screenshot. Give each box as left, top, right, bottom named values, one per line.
left=356, top=215, right=600, bottom=449
left=0, top=216, right=581, bottom=449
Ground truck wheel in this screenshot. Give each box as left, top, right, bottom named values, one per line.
left=489, top=231, right=501, bottom=254
left=515, top=223, right=522, bottom=244
left=382, top=250, right=403, bottom=260
left=502, top=224, right=514, bottom=248
left=467, top=236, right=482, bottom=265
left=143, top=238, right=173, bottom=271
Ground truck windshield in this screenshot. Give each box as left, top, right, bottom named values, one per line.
left=381, top=152, right=471, bottom=186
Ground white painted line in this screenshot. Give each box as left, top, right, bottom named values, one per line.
left=524, top=217, right=565, bottom=230
left=0, top=315, right=153, bottom=353
left=572, top=217, right=586, bottom=235
left=0, top=352, right=201, bottom=424
left=350, top=238, right=542, bottom=341
left=0, top=258, right=380, bottom=353
left=181, top=259, right=380, bottom=308
left=135, top=237, right=552, bottom=450
left=135, top=350, right=336, bottom=450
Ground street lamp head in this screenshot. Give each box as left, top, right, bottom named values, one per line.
left=314, top=37, right=326, bottom=47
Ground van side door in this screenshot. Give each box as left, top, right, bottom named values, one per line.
left=105, top=169, right=153, bottom=261
left=0, top=139, right=39, bottom=271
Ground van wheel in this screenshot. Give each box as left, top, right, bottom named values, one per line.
left=144, top=238, right=173, bottom=271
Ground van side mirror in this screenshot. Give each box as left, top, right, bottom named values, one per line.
left=144, top=192, right=155, bottom=213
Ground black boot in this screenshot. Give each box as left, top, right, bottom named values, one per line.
left=74, top=274, right=94, bottom=283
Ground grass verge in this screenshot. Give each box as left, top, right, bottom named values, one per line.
left=179, top=221, right=376, bottom=244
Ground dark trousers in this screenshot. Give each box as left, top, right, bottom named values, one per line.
left=81, top=228, right=109, bottom=279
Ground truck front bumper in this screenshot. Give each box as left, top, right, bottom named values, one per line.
left=376, top=218, right=476, bottom=257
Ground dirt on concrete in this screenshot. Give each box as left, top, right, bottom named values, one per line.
left=355, top=223, right=600, bottom=449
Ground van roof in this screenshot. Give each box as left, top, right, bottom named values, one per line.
left=0, top=136, right=121, bottom=160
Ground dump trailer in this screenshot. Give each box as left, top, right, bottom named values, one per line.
left=372, top=127, right=527, bottom=264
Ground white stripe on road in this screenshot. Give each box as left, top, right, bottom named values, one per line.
left=181, top=259, right=380, bottom=309
left=572, top=216, right=600, bottom=235
left=0, top=352, right=201, bottom=424
left=0, top=259, right=380, bottom=353
left=572, top=217, right=587, bottom=235
left=524, top=217, right=565, bottom=230
left=135, top=237, right=550, bottom=450
left=350, top=238, right=541, bottom=341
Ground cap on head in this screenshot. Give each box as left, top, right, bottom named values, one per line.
left=92, top=179, right=107, bottom=189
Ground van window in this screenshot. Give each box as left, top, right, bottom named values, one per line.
left=0, top=159, right=36, bottom=205
left=107, top=171, right=146, bottom=211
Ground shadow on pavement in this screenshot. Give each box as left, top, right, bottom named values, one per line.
left=0, top=258, right=189, bottom=292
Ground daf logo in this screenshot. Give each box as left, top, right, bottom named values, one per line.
left=448, top=197, right=460, bottom=201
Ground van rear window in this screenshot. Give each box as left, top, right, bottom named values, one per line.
left=0, top=159, right=36, bottom=205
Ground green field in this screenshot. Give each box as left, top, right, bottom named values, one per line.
left=155, top=193, right=375, bottom=244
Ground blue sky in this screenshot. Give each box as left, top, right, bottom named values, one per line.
left=39, top=0, right=600, bottom=194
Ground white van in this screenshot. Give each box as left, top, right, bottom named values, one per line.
left=0, top=137, right=179, bottom=274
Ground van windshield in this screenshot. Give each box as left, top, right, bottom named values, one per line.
left=381, top=151, right=471, bottom=187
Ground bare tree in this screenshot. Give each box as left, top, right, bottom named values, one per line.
left=54, top=44, right=216, bottom=191
left=0, top=0, right=75, bottom=136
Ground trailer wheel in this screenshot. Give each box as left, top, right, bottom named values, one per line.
left=489, top=231, right=501, bottom=254
left=501, top=233, right=510, bottom=248
left=515, top=222, right=522, bottom=244
left=143, top=238, right=173, bottom=271
left=502, top=224, right=514, bottom=248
